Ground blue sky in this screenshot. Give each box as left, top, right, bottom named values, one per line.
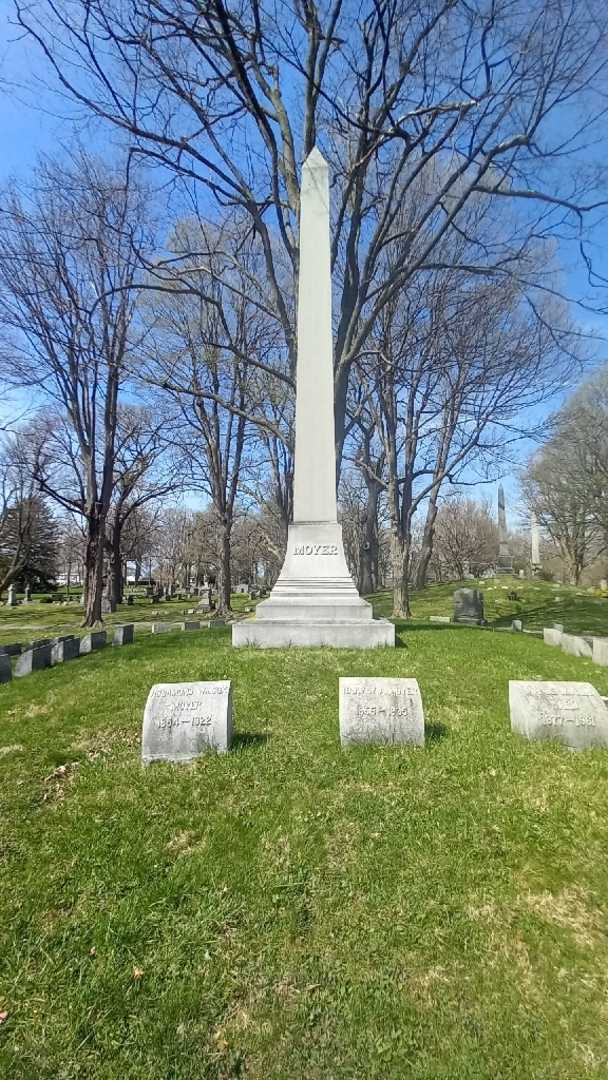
left=1, top=16, right=607, bottom=524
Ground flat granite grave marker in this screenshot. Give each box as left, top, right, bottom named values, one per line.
left=113, top=624, right=134, bottom=646
left=593, top=638, right=608, bottom=667
left=509, top=681, right=608, bottom=750
left=79, top=631, right=107, bottom=654
left=15, top=644, right=52, bottom=677
left=152, top=622, right=175, bottom=634
left=142, top=681, right=233, bottom=763
left=51, top=637, right=80, bottom=665
left=181, top=621, right=201, bottom=631
left=0, top=653, right=11, bottom=683
left=339, top=678, right=425, bottom=747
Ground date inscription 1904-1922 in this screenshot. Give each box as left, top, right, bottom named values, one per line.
left=293, top=543, right=338, bottom=556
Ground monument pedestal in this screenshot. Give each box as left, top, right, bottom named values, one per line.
left=232, top=523, right=394, bottom=648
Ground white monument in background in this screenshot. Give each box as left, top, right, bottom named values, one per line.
left=233, top=148, right=394, bottom=649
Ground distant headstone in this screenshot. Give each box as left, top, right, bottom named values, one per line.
left=126, top=595, right=134, bottom=606
left=113, top=624, right=134, bottom=646
left=0, top=642, right=22, bottom=657
left=543, top=628, right=562, bottom=647
left=339, top=678, right=425, bottom=747
left=0, top=653, right=11, bottom=683
left=181, top=621, right=201, bottom=631
left=429, top=615, right=450, bottom=624
left=453, top=588, right=485, bottom=625
left=592, top=638, right=608, bottom=667
left=23, top=585, right=31, bottom=603
left=510, top=681, right=608, bottom=750
left=561, top=633, right=593, bottom=659
left=101, top=597, right=112, bottom=615
left=15, top=644, right=52, bottom=677
left=152, top=622, right=175, bottom=634
left=7, top=584, right=17, bottom=607
left=600, top=579, right=607, bottom=591
left=511, top=619, right=522, bottom=632
left=518, top=569, right=525, bottom=578
left=80, top=631, right=107, bottom=654
left=51, top=637, right=80, bottom=665
left=142, top=681, right=233, bottom=763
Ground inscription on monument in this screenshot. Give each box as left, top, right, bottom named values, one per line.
left=340, top=677, right=425, bottom=747
left=142, top=681, right=232, bottom=763
left=293, top=543, right=339, bottom=556
left=509, top=681, right=608, bottom=750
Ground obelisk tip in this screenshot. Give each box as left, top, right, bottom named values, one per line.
left=303, top=146, right=328, bottom=170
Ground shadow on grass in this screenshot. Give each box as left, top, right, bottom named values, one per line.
left=233, top=732, right=269, bottom=750
left=425, top=722, right=448, bottom=742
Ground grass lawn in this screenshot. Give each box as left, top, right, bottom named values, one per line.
left=2, top=614, right=608, bottom=1078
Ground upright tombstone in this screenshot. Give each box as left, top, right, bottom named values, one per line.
left=51, top=637, right=80, bottom=665
left=79, top=631, right=107, bottom=654
left=510, top=681, right=608, bottom=750
left=561, top=633, right=593, bottom=660
left=233, top=148, right=394, bottom=649
left=453, top=588, right=485, bottom=625
left=543, top=627, right=562, bottom=647
left=7, top=584, right=17, bottom=607
left=0, top=653, right=11, bottom=683
left=15, top=643, right=52, bottom=677
left=142, top=681, right=233, bottom=763
left=339, top=678, right=425, bottom=746
left=113, top=624, right=134, bottom=646
left=23, top=585, right=32, bottom=604
left=496, top=484, right=513, bottom=575
left=593, top=638, right=608, bottom=667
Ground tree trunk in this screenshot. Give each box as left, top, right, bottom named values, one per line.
left=82, top=512, right=105, bottom=626
left=216, top=520, right=233, bottom=614
left=106, top=523, right=123, bottom=610
left=391, top=530, right=411, bottom=618
left=415, top=487, right=442, bottom=589
left=359, top=479, right=381, bottom=596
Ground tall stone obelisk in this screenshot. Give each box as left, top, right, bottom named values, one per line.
left=233, top=148, right=394, bottom=648
left=496, top=483, right=513, bottom=575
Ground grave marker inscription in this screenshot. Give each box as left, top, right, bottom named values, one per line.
left=509, top=681, right=608, bottom=750
left=339, top=677, right=425, bottom=747
left=142, top=681, right=232, bottom=763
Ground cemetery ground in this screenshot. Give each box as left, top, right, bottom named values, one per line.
left=1, top=583, right=608, bottom=1078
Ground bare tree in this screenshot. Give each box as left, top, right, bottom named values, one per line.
left=356, top=256, right=580, bottom=615
left=0, top=153, right=154, bottom=625
left=522, top=367, right=608, bottom=583
left=14, top=0, right=608, bottom=474
left=105, top=407, right=180, bottom=609
left=430, top=496, right=498, bottom=580
left=0, top=430, right=57, bottom=597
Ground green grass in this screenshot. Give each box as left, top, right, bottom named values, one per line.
left=370, top=575, right=608, bottom=635
left=3, top=618, right=608, bottom=1077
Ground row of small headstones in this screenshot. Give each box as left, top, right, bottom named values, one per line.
left=544, top=625, right=608, bottom=667
left=0, top=619, right=225, bottom=684
left=142, top=676, right=608, bottom=763
left=0, top=627, right=133, bottom=682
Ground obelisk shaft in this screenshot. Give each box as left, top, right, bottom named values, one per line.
left=292, top=148, right=337, bottom=524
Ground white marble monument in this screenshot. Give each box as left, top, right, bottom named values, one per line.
left=233, top=149, right=394, bottom=649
